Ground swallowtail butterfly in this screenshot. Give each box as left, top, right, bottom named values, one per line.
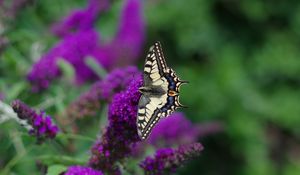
left=137, top=41, right=188, bottom=140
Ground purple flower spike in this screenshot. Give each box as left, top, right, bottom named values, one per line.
left=66, top=66, right=141, bottom=119
left=27, top=29, right=100, bottom=92
left=52, top=0, right=109, bottom=37
left=92, top=0, right=145, bottom=70
left=148, top=112, right=201, bottom=148
left=11, top=100, right=59, bottom=144
left=140, top=143, right=204, bottom=175
left=27, top=0, right=145, bottom=91
left=64, top=165, right=103, bottom=175
left=0, top=92, right=4, bottom=101
left=89, top=75, right=143, bottom=173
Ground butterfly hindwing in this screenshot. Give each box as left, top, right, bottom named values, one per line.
left=137, top=95, right=167, bottom=139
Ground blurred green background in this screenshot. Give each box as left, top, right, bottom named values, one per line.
left=1, top=0, right=300, bottom=174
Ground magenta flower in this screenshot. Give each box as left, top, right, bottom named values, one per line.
left=52, top=0, right=109, bottom=37
left=27, top=29, right=100, bottom=91
left=64, top=165, right=103, bottom=175
left=89, top=74, right=142, bottom=173
left=92, top=0, right=145, bottom=70
left=140, top=143, right=204, bottom=175
left=0, top=92, right=4, bottom=101
left=11, top=100, right=59, bottom=144
left=66, top=66, right=141, bottom=119
left=27, top=0, right=145, bottom=91
left=148, top=112, right=201, bottom=148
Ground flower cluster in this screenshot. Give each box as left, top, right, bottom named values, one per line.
left=140, top=143, right=204, bottom=175
left=89, top=75, right=142, bottom=173
left=11, top=100, right=59, bottom=144
left=27, top=0, right=144, bottom=91
left=92, top=0, right=145, bottom=69
left=51, top=0, right=108, bottom=37
left=66, top=66, right=141, bottom=119
left=0, top=92, right=4, bottom=101
left=27, top=29, right=100, bottom=91
left=148, top=112, right=201, bottom=148
left=64, top=165, right=103, bottom=175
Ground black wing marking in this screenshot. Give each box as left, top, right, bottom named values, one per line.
left=143, top=41, right=168, bottom=86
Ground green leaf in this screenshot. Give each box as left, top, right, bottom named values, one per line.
left=47, top=164, right=67, bottom=175
left=57, top=59, right=75, bottom=80
left=85, top=57, right=107, bottom=79
left=6, top=82, right=27, bottom=101
left=38, top=155, right=86, bottom=166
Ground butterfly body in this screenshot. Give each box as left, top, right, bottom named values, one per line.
left=137, top=42, right=187, bottom=140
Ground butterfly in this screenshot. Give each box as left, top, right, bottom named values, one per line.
left=137, top=41, right=188, bottom=140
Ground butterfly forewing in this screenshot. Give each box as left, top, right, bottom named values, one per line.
left=143, top=42, right=168, bottom=86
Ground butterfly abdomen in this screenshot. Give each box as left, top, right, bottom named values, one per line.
left=139, top=85, right=166, bottom=96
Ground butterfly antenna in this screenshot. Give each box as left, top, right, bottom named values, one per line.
left=180, top=80, right=189, bottom=84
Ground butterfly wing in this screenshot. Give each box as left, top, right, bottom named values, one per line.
left=137, top=42, right=170, bottom=140
left=143, top=41, right=168, bottom=86
left=137, top=95, right=167, bottom=140
left=137, top=42, right=186, bottom=140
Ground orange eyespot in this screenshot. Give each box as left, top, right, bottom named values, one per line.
left=168, top=90, right=177, bottom=96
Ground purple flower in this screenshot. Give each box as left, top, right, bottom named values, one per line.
left=89, top=74, right=143, bottom=172
left=0, top=92, right=4, bottom=101
left=27, top=0, right=145, bottom=91
left=66, top=66, right=141, bottom=119
left=64, top=165, right=103, bottom=175
left=92, top=0, right=145, bottom=70
left=27, top=29, right=100, bottom=92
left=140, top=143, right=204, bottom=175
left=11, top=100, right=59, bottom=144
left=52, top=0, right=109, bottom=37
left=147, top=112, right=201, bottom=148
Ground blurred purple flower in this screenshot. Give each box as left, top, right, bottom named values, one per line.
left=148, top=112, right=201, bottom=148
left=66, top=66, right=141, bottom=119
left=11, top=100, right=59, bottom=144
left=0, top=92, right=4, bottom=101
left=64, top=165, right=103, bottom=175
left=197, top=121, right=224, bottom=137
left=52, top=0, right=109, bottom=37
left=27, top=0, right=145, bottom=91
left=140, top=143, right=204, bottom=175
left=27, top=29, right=100, bottom=92
left=89, top=74, right=142, bottom=173
left=93, top=0, right=145, bottom=69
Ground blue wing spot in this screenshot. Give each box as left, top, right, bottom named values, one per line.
left=165, top=74, right=176, bottom=90
left=161, top=96, right=175, bottom=112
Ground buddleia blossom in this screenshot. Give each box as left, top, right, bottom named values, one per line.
left=148, top=112, right=201, bottom=148
left=140, top=143, right=204, bottom=175
left=92, top=0, right=145, bottom=70
left=89, top=75, right=143, bottom=173
left=52, top=0, right=109, bottom=37
left=66, top=66, right=140, bottom=119
left=0, top=92, right=4, bottom=101
left=11, top=100, right=59, bottom=144
left=27, top=28, right=100, bottom=92
left=147, top=113, right=223, bottom=148
left=27, top=0, right=144, bottom=91
left=64, top=165, right=103, bottom=175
